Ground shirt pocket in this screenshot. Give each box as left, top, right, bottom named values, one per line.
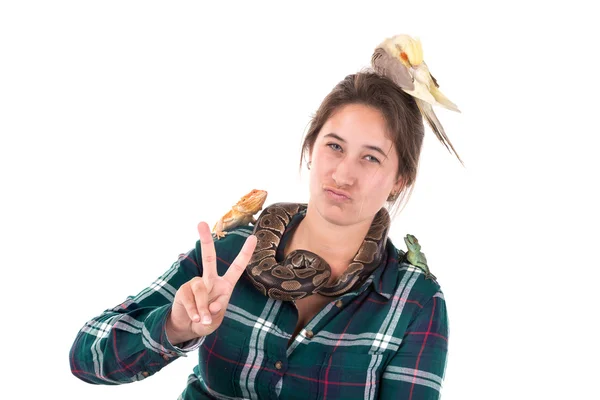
left=196, top=328, right=248, bottom=398
left=317, top=351, right=389, bottom=400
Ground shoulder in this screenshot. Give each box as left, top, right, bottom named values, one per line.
left=214, top=224, right=255, bottom=244
left=199, top=224, right=255, bottom=264
left=384, top=238, right=444, bottom=304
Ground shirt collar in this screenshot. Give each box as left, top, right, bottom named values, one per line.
left=364, top=238, right=402, bottom=300
left=274, top=207, right=401, bottom=300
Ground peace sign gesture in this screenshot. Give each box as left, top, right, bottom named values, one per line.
left=166, top=222, right=257, bottom=345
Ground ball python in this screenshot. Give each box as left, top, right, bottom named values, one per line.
left=246, top=202, right=391, bottom=301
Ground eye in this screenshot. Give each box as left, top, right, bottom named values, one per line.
left=327, top=143, right=342, bottom=152
left=364, top=155, right=381, bottom=164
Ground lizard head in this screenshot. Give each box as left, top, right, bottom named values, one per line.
left=404, top=234, right=421, bottom=252
left=235, top=189, right=268, bottom=213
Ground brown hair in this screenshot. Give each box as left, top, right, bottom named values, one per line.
left=300, top=71, right=425, bottom=216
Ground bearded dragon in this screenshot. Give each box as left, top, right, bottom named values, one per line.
left=404, top=234, right=437, bottom=281
left=212, top=189, right=268, bottom=239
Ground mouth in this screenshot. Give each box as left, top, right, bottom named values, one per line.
left=323, top=186, right=351, bottom=201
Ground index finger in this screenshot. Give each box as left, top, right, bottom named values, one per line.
left=197, top=221, right=218, bottom=282
left=223, top=234, right=257, bottom=287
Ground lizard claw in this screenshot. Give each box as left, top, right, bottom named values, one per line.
left=212, top=231, right=227, bottom=240
left=425, top=272, right=437, bottom=281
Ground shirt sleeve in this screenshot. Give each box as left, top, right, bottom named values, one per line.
left=378, top=291, right=449, bottom=399
left=69, top=247, right=204, bottom=385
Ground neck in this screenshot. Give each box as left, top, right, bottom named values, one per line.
left=284, top=204, right=374, bottom=279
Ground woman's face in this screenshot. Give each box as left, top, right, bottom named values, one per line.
left=308, top=103, right=403, bottom=226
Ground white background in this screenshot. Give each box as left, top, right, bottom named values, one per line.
left=1, top=1, right=598, bottom=399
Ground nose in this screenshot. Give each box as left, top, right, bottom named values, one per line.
left=331, top=157, right=356, bottom=187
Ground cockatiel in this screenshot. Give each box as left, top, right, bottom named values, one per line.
left=371, top=34, right=463, bottom=165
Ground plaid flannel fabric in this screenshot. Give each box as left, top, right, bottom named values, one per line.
left=70, top=214, right=449, bottom=400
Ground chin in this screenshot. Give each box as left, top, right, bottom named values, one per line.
left=313, top=195, right=360, bottom=227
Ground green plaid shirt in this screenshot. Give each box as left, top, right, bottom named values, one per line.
left=70, top=211, right=449, bottom=399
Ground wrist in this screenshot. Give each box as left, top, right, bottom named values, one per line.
left=165, top=312, right=195, bottom=346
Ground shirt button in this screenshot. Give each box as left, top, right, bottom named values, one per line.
left=335, top=300, right=343, bottom=308
left=305, top=330, right=314, bottom=339
left=142, top=371, right=149, bottom=377
left=274, top=361, right=283, bottom=370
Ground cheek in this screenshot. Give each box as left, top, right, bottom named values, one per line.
left=313, top=146, right=334, bottom=162
left=361, top=170, right=394, bottom=195
left=312, top=150, right=338, bottom=173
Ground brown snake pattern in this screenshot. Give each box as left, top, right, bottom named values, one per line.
left=246, top=203, right=391, bottom=301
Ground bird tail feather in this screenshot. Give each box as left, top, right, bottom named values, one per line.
left=431, top=86, right=461, bottom=112
left=415, top=98, right=464, bottom=166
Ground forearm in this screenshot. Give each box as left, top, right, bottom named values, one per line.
left=70, top=303, right=198, bottom=384
left=70, top=250, right=203, bottom=384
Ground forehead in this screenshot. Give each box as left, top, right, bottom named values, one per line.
left=320, top=103, right=392, bottom=145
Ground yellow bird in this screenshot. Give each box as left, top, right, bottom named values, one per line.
left=372, top=34, right=463, bottom=165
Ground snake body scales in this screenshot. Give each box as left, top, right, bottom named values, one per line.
left=246, top=203, right=390, bottom=301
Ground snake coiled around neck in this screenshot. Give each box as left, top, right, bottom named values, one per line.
left=246, top=203, right=391, bottom=301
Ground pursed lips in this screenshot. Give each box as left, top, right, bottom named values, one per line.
left=323, top=186, right=351, bottom=200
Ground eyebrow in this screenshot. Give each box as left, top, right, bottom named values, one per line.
left=324, top=133, right=389, bottom=159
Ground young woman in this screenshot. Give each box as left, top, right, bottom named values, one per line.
left=70, top=37, right=455, bottom=399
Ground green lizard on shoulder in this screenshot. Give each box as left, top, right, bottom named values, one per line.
left=403, top=234, right=437, bottom=281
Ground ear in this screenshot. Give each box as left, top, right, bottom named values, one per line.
left=392, top=176, right=404, bottom=193
left=392, top=175, right=404, bottom=193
